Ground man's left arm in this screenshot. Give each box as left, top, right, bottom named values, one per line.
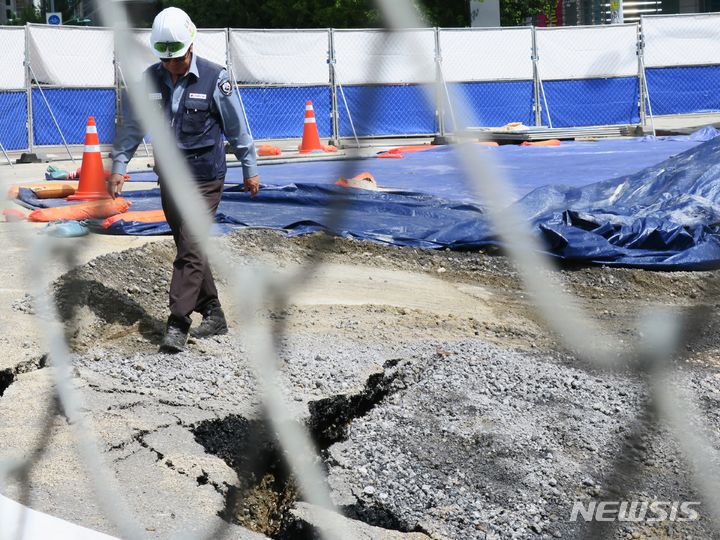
left=214, top=69, right=259, bottom=196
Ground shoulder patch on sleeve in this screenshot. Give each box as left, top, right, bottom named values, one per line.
left=218, top=78, right=233, bottom=97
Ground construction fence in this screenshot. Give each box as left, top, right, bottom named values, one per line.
left=1, top=13, right=720, bottom=152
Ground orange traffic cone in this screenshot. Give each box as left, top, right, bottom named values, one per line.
left=67, top=116, right=110, bottom=200
left=299, top=101, right=324, bottom=154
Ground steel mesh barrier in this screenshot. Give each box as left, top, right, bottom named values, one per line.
left=0, top=92, right=28, bottom=150
left=642, top=14, right=720, bottom=117
left=240, top=85, right=333, bottom=139
left=0, top=27, right=28, bottom=153
left=229, top=30, right=332, bottom=140
left=5, top=19, right=720, bottom=151
left=535, top=24, right=641, bottom=127
left=439, top=27, right=534, bottom=129
left=333, top=29, right=437, bottom=137
left=445, top=81, right=535, bottom=129
left=2, top=4, right=720, bottom=540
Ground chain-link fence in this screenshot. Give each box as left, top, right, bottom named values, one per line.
left=4, top=1, right=720, bottom=539
left=332, top=29, right=437, bottom=139
left=229, top=30, right=333, bottom=140
left=642, top=13, right=720, bottom=117
left=2, top=17, right=720, bottom=155
left=26, top=24, right=115, bottom=152
left=535, top=24, right=641, bottom=127
left=0, top=26, right=28, bottom=153
left=439, top=27, right=535, bottom=129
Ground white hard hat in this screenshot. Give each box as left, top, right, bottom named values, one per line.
left=150, top=7, right=197, bottom=59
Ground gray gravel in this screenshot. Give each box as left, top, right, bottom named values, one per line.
left=324, top=339, right=719, bottom=540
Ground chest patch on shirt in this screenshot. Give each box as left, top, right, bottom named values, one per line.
left=148, top=92, right=162, bottom=101
left=218, top=79, right=233, bottom=97
left=188, top=92, right=207, bottom=100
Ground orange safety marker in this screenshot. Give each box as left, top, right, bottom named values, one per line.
left=299, top=101, right=336, bottom=154
left=67, top=116, right=111, bottom=200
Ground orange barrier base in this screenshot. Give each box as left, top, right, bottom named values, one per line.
left=299, top=144, right=337, bottom=154
left=28, top=198, right=130, bottom=223
left=67, top=189, right=111, bottom=201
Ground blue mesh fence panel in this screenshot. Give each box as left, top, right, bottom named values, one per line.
left=239, top=86, right=331, bottom=140
left=540, top=77, right=640, bottom=127
left=445, top=81, right=534, bottom=128
left=337, top=85, right=436, bottom=137
left=0, top=92, right=28, bottom=150
left=645, top=65, right=720, bottom=115
left=31, top=88, right=116, bottom=146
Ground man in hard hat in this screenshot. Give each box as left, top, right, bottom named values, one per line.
left=108, top=7, right=259, bottom=353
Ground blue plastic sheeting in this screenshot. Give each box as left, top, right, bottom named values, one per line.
left=540, top=77, right=640, bottom=127
left=0, top=92, right=28, bottom=150
left=101, top=185, right=496, bottom=247
left=645, top=65, right=720, bottom=116
left=18, top=129, right=720, bottom=269
left=447, top=81, right=534, bottom=128
left=32, top=88, right=116, bottom=145
left=128, top=131, right=708, bottom=200
left=518, top=134, right=720, bottom=269
left=338, top=85, right=436, bottom=137
left=116, top=131, right=720, bottom=268
left=240, top=86, right=332, bottom=139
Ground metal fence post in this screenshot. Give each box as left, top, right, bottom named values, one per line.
left=328, top=28, right=340, bottom=147
left=531, top=26, right=542, bottom=127
left=433, top=27, right=450, bottom=144
left=24, top=24, right=33, bottom=153
left=113, top=34, right=122, bottom=136
left=637, top=23, right=647, bottom=131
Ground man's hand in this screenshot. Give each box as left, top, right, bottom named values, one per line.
left=244, top=175, right=260, bottom=197
left=107, top=173, right=125, bottom=199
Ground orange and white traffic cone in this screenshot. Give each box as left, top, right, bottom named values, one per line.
left=299, top=101, right=337, bottom=154
left=67, top=116, right=110, bottom=200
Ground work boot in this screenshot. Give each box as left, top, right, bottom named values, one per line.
left=191, top=303, right=228, bottom=338
left=159, top=315, right=190, bottom=354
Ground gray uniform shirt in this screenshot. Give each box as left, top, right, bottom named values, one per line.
left=111, top=53, right=258, bottom=180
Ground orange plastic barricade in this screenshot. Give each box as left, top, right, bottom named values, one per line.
left=101, top=209, right=166, bottom=229
left=7, top=182, right=78, bottom=200
left=28, top=198, right=130, bottom=223
left=521, top=139, right=561, bottom=147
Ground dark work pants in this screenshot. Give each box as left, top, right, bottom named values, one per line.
left=159, top=177, right=224, bottom=322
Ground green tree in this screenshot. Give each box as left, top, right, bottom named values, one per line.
left=500, top=0, right=557, bottom=26
left=416, top=0, right=470, bottom=27
left=162, top=0, right=381, bottom=28
left=8, top=5, right=44, bottom=25
left=161, top=0, right=554, bottom=29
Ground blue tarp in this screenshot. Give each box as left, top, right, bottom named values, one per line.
left=18, top=129, right=720, bottom=269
